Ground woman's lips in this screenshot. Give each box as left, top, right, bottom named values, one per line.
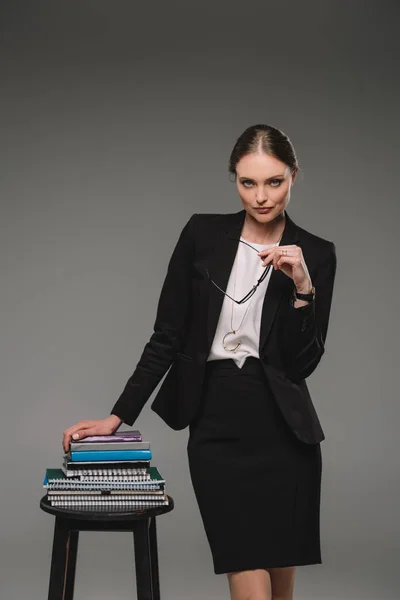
left=254, top=207, right=272, bottom=213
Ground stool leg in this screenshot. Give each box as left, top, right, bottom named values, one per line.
left=149, top=517, right=160, bottom=600
left=47, top=517, right=79, bottom=600
left=133, top=519, right=153, bottom=600
left=64, top=529, right=79, bottom=600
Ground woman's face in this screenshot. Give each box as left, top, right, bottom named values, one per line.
left=235, top=152, right=297, bottom=224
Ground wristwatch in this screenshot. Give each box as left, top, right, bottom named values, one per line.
left=294, top=286, right=315, bottom=302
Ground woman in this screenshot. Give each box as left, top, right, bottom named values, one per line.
left=63, top=124, right=337, bottom=600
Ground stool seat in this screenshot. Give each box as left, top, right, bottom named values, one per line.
left=40, top=493, right=174, bottom=600
left=40, top=494, right=174, bottom=521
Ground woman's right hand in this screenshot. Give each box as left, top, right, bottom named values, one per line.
left=62, top=414, right=124, bottom=453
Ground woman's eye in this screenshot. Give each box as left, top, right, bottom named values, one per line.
left=241, top=179, right=283, bottom=188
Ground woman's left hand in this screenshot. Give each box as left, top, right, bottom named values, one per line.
left=257, top=245, right=313, bottom=293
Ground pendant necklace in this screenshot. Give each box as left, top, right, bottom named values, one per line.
left=222, top=251, right=255, bottom=352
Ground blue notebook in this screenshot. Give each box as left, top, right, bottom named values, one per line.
left=69, top=449, right=153, bottom=462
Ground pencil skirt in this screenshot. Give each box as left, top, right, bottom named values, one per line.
left=187, top=356, right=322, bottom=574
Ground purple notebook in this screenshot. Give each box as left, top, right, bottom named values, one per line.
left=76, top=430, right=142, bottom=443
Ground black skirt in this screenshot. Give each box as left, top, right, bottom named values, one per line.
left=187, top=356, right=322, bottom=574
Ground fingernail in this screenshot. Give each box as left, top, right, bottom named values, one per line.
left=72, top=433, right=79, bottom=439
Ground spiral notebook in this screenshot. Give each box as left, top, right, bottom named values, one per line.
left=62, top=458, right=151, bottom=477
left=49, top=494, right=167, bottom=502
left=61, top=465, right=152, bottom=480
left=43, top=467, right=165, bottom=491
left=47, top=489, right=165, bottom=496
left=49, top=499, right=169, bottom=508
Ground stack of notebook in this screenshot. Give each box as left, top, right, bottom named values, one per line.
left=43, top=430, right=169, bottom=511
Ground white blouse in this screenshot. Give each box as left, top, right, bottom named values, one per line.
left=207, top=237, right=279, bottom=368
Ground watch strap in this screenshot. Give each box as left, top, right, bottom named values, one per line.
left=294, top=286, right=315, bottom=302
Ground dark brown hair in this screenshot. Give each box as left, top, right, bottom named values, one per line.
left=228, top=124, right=299, bottom=178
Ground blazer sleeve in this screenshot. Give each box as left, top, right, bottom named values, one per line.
left=110, top=213, right=198, bottom=425
left=280, top=241, right=337, bottom=381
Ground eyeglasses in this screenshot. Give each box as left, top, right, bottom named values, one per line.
left=205, top=238, right=273, bottom=305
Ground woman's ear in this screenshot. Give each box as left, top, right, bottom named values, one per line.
left=291, top=167, right=299, bottom=185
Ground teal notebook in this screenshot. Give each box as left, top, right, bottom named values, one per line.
left=68, top=449, right=152, bottom=462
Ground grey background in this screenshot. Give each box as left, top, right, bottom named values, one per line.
left=1, top=1, right=398, bottom=599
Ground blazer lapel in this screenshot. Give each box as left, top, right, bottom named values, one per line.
left=205, top=209, right=301, bottom=353
left=258, top=211, right=301, bottom=352
left=205, top=210, right=246, bottom=351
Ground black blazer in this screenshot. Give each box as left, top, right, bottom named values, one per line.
left=111, top=209, right=337, bottom=444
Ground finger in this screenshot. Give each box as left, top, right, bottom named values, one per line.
left=63, top=421, right=93, bottom=439
left=257, top=247, right=276, bottom=256
left=257, top=244, right=298, bottom=257
left=272, top=249, right=288, bottom=269
left=62, top=424, right=83, bottom=451
left=62, top=428, right=77, bottom=451
left=276, top=255, right=300, bottom=270
left=275, top=247, right=301, bottom=267
left=63, top=429, right=78, bottom=452
left=71, top=426, right=98, bottom=441
left=261, top=253, right=275, bottom=267
left=63, top=427, right=97, bottom=452
left=273, top=253, right=282, bottom=269
left=63, top=436, right=72, bottom=453
left=62, top=423, right=95, bottom=452
left=260, top=247, right=281, bottom=265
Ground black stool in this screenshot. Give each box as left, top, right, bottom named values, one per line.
left=40, top=494, right=174, bottom=600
